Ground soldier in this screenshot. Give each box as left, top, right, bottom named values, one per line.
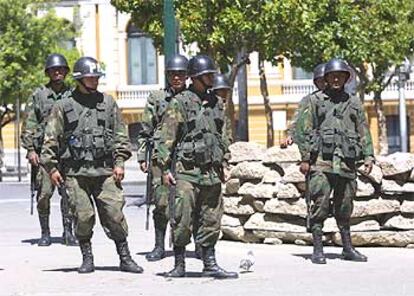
left=295, top=58, right=374, bottom=264
left=21, top=53, right=77, bottom=247
left=41, top=56, right=143, bottom=274
left=280, top=63, right=326, bottom=148
left=157, top=55, right=237, bottom=279
left=137, top=54, right=189, bottom=261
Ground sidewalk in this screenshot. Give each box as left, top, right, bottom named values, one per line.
left=1, top=149, right=147, bottom=185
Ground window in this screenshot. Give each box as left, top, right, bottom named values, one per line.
left=127, top=23, right=157, bottom=85
left=386, top=115, right=410, bottom=153
left=292, top=67, right=313, bottom=80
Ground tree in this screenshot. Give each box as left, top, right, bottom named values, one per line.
left=111, top=0, right=281, bottom=142
left=0, top=0, right=79, bottom=158
left=266, top=0, right=414, bottom=155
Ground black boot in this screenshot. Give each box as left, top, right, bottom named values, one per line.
left=340, top=226, right=367, bottom=262
left=311, top=229, right=326, bottom=264
left=115, top=240, right=144, bottom=273
left=146, top=227, right=166, bottom=261
left=38, top=215, right=51, bottom=247
left=164, top=246, right=186, bottom=277
left=62, top=216, right=78, bottom=246
left=78, top=240, right=94, bottom=273
left=201, top=246, right=238, bottom=279
left=194, top=243, right=202, bottom=260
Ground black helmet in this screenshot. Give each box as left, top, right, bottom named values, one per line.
left=44, top=53, right=69, bottom=71
left=324, top=58, right=350, bottom=80
left=212, top=73, right=231, bottom=91
left=313, top=63, right=325, bottom=80
left=72, top=57, right=104, bottom=80
left=166, top=54, right=188, bottom=72
left=187, top=55, right=217, bottom=77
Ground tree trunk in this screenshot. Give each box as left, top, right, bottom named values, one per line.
left=226, top=52, right=250, bottom=141
left=373, top=91, right=388, bottom=155
left=259, top=54, right=274, bottom=148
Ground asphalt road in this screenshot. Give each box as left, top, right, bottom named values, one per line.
left=1, top=182, right=414, bottom=296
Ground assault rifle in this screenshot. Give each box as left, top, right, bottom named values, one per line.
left=57, top=181, right=70, bottom=219
left=305, top=169, right=311, bottom=233
left=144, top=138, right=153, bottom=230
left=30, top=165, right=39, bottom=215
left=168, top=150, right=177, bottom=247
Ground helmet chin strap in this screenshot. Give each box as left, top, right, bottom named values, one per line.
left=78, top=78, right=97, bottom=94
left=195, top=75, right=212, bottom=94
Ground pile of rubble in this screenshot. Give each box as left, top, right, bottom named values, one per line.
left=221, top=142, right=414, bottom=247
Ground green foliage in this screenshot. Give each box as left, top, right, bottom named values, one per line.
left=0, top=0, right=80, bottom=105
left=266, top=0, right=414, bottom=94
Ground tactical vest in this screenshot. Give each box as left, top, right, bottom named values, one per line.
left=32, top=86, right=69, bottom=152
left=313, top=93, right=363, bottom=161
left=60, top=93, right=114, bottom=163
left=175, top=91, right=225, bottom=167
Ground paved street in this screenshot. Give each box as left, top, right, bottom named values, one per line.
left=1, top=180, right=414, bottom=296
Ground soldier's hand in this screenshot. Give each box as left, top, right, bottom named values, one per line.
left=163, top=172, right=176, bottom=187
left=280, top=136, right=293, bottom=149
left=223, top=167, right=231, bottom=182
left=139, top=161, right=148, bottom=173
left=299, top=161, right=310, bottom=175
left=50, top=170, right=64, bottom=187
left=28, top=151, right=40, bottom=166
left=113, top=167, right=125, bottom=183
left=362, top=161, right=373, bottom=175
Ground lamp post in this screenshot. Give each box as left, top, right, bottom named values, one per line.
left=396, top=59, right=412, bottom=152
left=163, top=0, right=177, bottom=87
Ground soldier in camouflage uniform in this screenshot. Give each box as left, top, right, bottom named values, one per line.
left=21, top=53, right=77, bottom=247
left=157, top=55, right=237, bottom=279
left=137, top=54, right=189, bottom=261
left=280, top=63, right=326, bottom=148
left=41, top=57, right=143, bottom=274
left=295, top=58, right=374, bottom=264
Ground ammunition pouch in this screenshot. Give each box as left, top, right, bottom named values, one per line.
left=342, top=132, right=362, bottom=160
left=321, top=128, right=335, bottom=157
left=66, top=127, right=112, bottom=161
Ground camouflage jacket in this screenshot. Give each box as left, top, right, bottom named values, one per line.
left=288, top=90, right=320, bottom=139
left=295, top=89, right=374, bottom=179
left=21, top=83, right=71, bottom=154
left=156, top=86, right=231, bottom=186
left=41, top=88, right=132, bottom=177
left=137, top=88, right=181, bottom=163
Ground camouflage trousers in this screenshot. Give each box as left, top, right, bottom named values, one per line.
left=151, top=166, right=168, bottom=231
left=309, top=170, right=356, bottom=231
left=65, top=175, right=128, bottom=242
left=170, top=179, right=223, bottom=248
left=36, top=166, right=70, bottom=220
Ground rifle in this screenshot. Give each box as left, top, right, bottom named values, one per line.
left=305, top=169, right=311, bottom=233
left=144, top=138, right=153, bottom=230
left=168, top=151, right=177, bottom=247
left=30, top=165, right=39, bottom=215
left=57, top=180, right=70, bottom=220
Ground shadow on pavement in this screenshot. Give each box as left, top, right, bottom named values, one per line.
left=43, top=266, right=120, bottom=272
left=21, top=237, right=67, bottom=245
left=156, top=271, right=204, bottom=278
left=292, top=253, right=343, bottom=260
left=136, top=250, right=174, bottom=258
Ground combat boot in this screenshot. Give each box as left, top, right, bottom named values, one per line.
left=201, top=246, right=238, bottom=279
left=194, top=243, right=202, bottom=260
left=78, top=240, right=94, bottom=273
left=311, top=229, right=326, bottom=264
left=340, top=226, right=367, bottom=262
left=164, top=246, right=186, bottom=277
left=115, top=240, right=144, bottom=273
left=62, top=216, right=78, bottom=246
left=145, top=227, right=166, bottom=261
left=38, top=215, right=51, bottom=247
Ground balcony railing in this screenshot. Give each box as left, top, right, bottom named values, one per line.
left=114, top=80, right=414, bottom=108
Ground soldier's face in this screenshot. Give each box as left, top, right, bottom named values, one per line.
left=79, top=76, right=99, bottom=93
left=314, top=77, right=326, bottom=91
left=215, top=89, right=231, bottom=101
left=46, top=66, right=68, bottom=83
left=167, top=71, right=187, bottom=91
left=325, top=72, right=349, bottom=90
